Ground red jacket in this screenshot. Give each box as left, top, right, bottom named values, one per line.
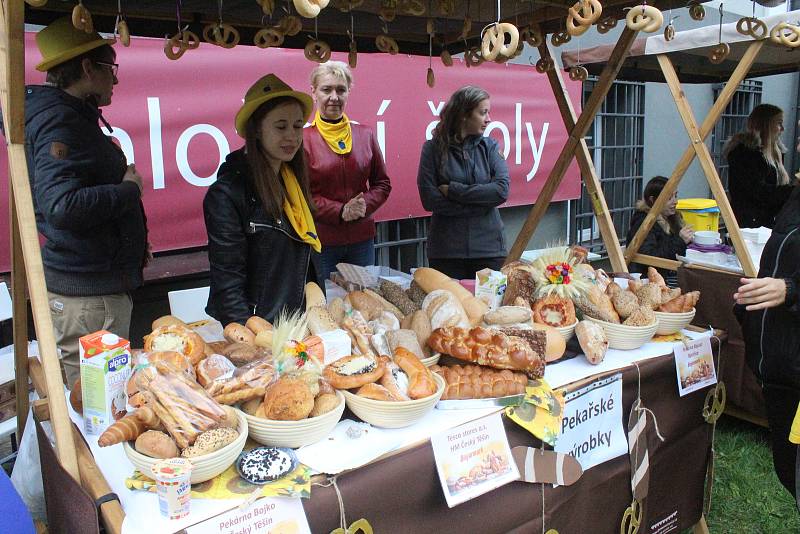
left=303, top=122, right=392, bottom=246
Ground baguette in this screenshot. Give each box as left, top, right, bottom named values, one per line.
left=245, top=316, right=272, bottom=335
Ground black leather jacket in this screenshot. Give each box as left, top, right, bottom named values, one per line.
left=204, top=149, right=323, bottom=325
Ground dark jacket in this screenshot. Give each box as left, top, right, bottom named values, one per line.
left=24, top=85, right=147, bottom=296
left=303, top=123, right=391, bottom=246
left=204, top=149, right=323, bottom=325
left=738, top=187, right=800, bottom=389
left=625, top=201, right=687, bottom=283
left=726, top=132, right=794, bottom=229
left=417, top=135, right=509, bottom=259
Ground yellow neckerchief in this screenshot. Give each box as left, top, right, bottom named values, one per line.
left=312, top=110, right=352, bottom=155
left=280, top=164, right=321, bottom=253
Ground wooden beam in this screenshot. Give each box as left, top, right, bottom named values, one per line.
left=0, top=3, right=80, bottom=479
left=507, top=26, right=639, bottom=263
left=10, top=190, right=29, bottom=440
left=692, top=516, right=710, bottom=534
left=535, top=37, right=627, bottom=273
left=624, top=41, right=764, bottom=265
left=628, top=253, right=680, bottom=271
left=656, top=54, right=757, bottom=277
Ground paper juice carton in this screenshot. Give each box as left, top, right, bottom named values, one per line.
left=475, top=268, right=508, bottom=310
left=79, top=330, right=132, bottom=435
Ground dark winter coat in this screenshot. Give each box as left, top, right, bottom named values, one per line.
left=23, top=85, right=147, bottom=296
left=203, top=149, right=323, bottom=325
left=625, top=201, right=687, bottom=282
left=737, top=187, right=800, bottom=389
left=726, top=131, right=794, bottom=229
left=417, top=135, right=509, bottom=259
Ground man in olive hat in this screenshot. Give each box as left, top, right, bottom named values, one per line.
left=25, top=17, right=148, bottom=385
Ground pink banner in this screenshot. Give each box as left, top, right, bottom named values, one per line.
left=0, top=33, right=581, bottom=272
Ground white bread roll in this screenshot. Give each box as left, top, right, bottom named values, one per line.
left=414, top=268, right=487, bottom=325
left=306, top=306, right=338, bottom=335
left=422, top=290, right=470, bottom=330
left=305, top=282, right=326, bottom=310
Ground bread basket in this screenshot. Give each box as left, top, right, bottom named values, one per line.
left=654, top=308, right=696, bottom=335
left=554, top=320, right=578, bottom=342
left=420, top=352, right=441, bottom=367
left=341, top=373, right=445, bottom=428
left=123, top=409, right=248, bottom=484
left=243, top=391, right=345, bottom=448
left=585, top=316, right=657, bottom=350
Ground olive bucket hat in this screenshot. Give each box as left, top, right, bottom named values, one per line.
left=35, top=16, right=115, bottom=72
left=234, top=74, right=313, bottom=138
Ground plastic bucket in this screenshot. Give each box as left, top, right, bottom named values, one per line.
left=676, top=199, right=720, bottom=232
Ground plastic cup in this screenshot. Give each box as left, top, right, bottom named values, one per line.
left=151, top=458, right=193, bottom=520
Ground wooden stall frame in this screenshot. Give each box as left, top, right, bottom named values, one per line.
left=0, top=3, right=715, bottom=533
left=624, top=40, right=766, bottom=278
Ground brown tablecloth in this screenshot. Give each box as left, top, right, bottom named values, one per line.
left=678, top=266, right=766, bottom=421
left=303, top=352, right=714, bottom=533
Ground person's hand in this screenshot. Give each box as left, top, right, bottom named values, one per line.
left=438, top=184, right=449, bottom=197
left=122, top=164, right=143, bottom=194
left=734, top=277, right=787, bottom=311
left=342, top=194, right=366, bottom=222
left=679, top=225, right=695, bottom=244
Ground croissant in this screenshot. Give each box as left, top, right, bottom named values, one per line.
left=574, top=286, right=620, bottom=323
left=135, top=406, right=162, bottom=429
left=658, top=291, right=700, bottom=313
left=647, top=267, right=666, bottom=288
left=98, top=413, right=147, bottom=447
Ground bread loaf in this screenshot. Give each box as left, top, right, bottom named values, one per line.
left=483, top=306, right=532, bottom=325
left=347, top=291, right=385, bottom=321
left=414, top=268, right=487, bottom=324
left=499, top=324, right=566, bottom=363
left=309, top=393, right=340, bottom=417
left=409, top=310, right=433, bottom=356
left=306, top=306, right=338, bottom=335
left=531, top=294, right=576, bottom=327
left=364, top=288, right=405, bottom=319
left=501, top=261, right=537, bottom=306
left=262, top=377, right=314, bottom=420
left=422, top=289, right=470, bottom=329
left=574, top=286, right=620, bottom=323
left=144, top=325, right=207, bottom=365
left=135, top=430, right=179, bottom=459
left=326, top=297, right=346, bottom=325
left=245, top=316, right=272, bottom=335
left=575, top=320, right=608, bottom=364
left=305, top=282, right=327, bottom=310
left=223, top=322, right=256, bottom=345
left=427, top=326, right=546, bottom=378
left=386, top=329, right=426, bottom=360
left=378, top=279, right=419, bottom=315
left=151, top=315, right=186, bottom=330
left=431, top=364, right=527, bottom=400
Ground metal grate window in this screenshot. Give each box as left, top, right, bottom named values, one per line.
left=571, top=79, right=646, bottom=256
left=710, top=80, right=762, bottom=191
left=375, top=217, right=430, bottom=271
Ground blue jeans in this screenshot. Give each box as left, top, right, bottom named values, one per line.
left=319, top=238, right=375, bottom=281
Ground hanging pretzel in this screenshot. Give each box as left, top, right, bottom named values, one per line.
left=709, top=42, right=730, bottom=64
left=568, top=66, right=589, bottom=81
left=626, top=5, right=663, bottom=33
left=770, top=22, right=800, bottom=48
left=688, top=2, right=705, bottom=21
left=254, top=27, right=285, bottom=48
left=551, top=29, right=571, bottom=46
left=535, top=57, right=554, bottom=73
left=481, top=23, right=519, bottom=62
left=440, top=50, right=453, bottom=66
left=519, top=26, right=543, bottom=47
left=72, top=2, right=94, bottom=33
left=257, top=0, right=275, bottom=16
left=348, top=40, right=358, bottom=68
left=663, top=23, right=675, bottom=41
left=278, top=15, right=303, bottom=36
left=567, top=0, right=602, bottom=36
left=25, top=0, right=49, bottom=6
left=375, top=34, right=399, bottom=54
left=438, top=0, right=455, bottom=16
left=117, top=20, right=131, bottom=47
left=464, top=47, right=484, bottom=67
left=294, top=0, right=330, bottom=19
left=164, top=33, right=188, bottom=60
left=736, top=17, right=768, bottom=40
left=596, top=16, right=617, bottom=34
left=426, top=67, right=435, bottom=88
left=566, top=19, right=590, bottom=37
left=203, top=23, right=240, bottom=48
left=400, top=0, right=426, bottom=16
left=304, top=40, right=332, bottom=62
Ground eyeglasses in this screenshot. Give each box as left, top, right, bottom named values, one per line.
left=94, top=61, right=119, bottom=77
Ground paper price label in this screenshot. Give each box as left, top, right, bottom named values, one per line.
left=185, top=497, right=311, bottom=534
left=674, top=335, right=717, bottom=396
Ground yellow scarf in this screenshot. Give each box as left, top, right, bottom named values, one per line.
left=312, top=110, right=352, bottom=154
left=281, top=164, right=321, bottom=253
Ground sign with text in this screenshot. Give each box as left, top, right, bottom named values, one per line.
left=430, top=412, right=519, bottom=508
left=0, top=32, right=581, bottom=272
left=674, top=336, right=717, bottom=396
left=554, top=374, right=626, bottom=472
left=185, top=497, right=311, bottom=534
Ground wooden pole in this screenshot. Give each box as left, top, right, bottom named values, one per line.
left=534, top=37, right=628, bottom=272
left=506, top=27, right=639, bottom=263
left=0, top=0, right=80, bottom=478
left=10, top=191, right=29, bottom=440
left=623, top=41, right=764, bottom=267
left=656, top=54, right=757, bottom=277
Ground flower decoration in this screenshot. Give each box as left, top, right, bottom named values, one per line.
left=287, top=340, right=310, bottom=369
left=530, top=246, right=591, bottom=300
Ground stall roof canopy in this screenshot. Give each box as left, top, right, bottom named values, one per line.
left=562, top=9, right=800, bottom=83
left=24, top=0, right=696, bottom=55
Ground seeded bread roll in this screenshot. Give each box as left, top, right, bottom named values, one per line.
left=378, top=279, right=419, bottom=315
left=181, top=427, right=239, bottom=457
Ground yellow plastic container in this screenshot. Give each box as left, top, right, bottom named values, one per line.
left=676, top=199, right=719, bottom=232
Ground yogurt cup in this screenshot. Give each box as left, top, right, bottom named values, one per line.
left=151, top=458, right=193, bottom=520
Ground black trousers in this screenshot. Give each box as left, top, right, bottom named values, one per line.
left=762, top=383, right=800, bottom=499
left=427, top=257, right=505, bottom=281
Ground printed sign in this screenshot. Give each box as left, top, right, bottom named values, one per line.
left=674, top=336, right=717, bottom=396
left=185, top=497, right=311, bottom=534
left=554, top=374, right=626, bottom=472
left=430, top=412, right=519, bottom=508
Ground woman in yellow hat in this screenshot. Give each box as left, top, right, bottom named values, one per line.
left=204, top=74, right=323, bottom=325
left=26, top=17, right=148, bottom=386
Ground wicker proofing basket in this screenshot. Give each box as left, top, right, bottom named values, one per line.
left=420, top=353, right=441, bottom=367
left=123, top=409, right=248, bottom=484
left=654, top=308, right=696, bottom=335
left=585, top=316, right=658, bottom=350
left=554, top=321, right=578, bottom=342
left=341, top=373, right=445, bottom=428
left=243, top=391, right=345, bottom=448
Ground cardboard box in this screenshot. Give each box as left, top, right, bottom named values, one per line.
left=79, top=331, right=131, bottom=435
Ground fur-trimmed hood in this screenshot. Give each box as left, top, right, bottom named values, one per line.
left=724, top=131, right=761, bottom=155
left=635, top=200, right=685, bottom=235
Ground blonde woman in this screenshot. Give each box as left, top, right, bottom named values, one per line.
left=303, top=61, right=392, bottom=280
left=725, top=104, right=794, bottom=229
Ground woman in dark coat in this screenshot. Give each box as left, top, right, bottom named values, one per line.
left=724, top=103, right=794, bottom=229
left=626, top=176, right=694, bottom=285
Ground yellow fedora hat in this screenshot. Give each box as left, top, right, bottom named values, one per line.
left=36, top=16, right=115, bottom=72
left=235, top=74, right=313, bottom=138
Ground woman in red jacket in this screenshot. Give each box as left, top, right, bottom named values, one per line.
left=304, top=61, right=392, bottom=280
